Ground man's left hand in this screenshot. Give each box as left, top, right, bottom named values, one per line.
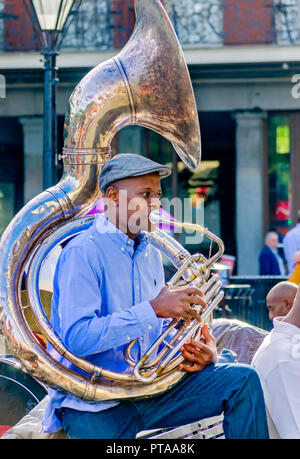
left=179, top=323, right=218, bottom=373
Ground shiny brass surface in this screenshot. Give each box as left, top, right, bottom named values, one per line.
left=64, top=0, right=201, bottom=169
left=0, top=0, right=220, bottom=402
left=130, top=210, right=224, bottom=384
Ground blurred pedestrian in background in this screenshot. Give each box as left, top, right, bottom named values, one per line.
left=259, top=232, right=286, bottom=276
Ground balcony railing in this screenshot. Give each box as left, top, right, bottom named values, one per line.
left=274, top=0, right=300, bottom=44
left=0, top=0, right=300, bottom=54
left=62, top=0, right=114, bottom=50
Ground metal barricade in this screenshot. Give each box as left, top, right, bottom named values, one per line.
left=225, top=276, right=288, bottom=331
left=214, top=284, right=253, bottom=323
left=221, top=284, right=254, bottom=323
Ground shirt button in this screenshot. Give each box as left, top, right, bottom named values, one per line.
left=121, top=247, right=125, bottom=252
left=127, top=336, right=131, bottom=341
left=148, top=325, right=152, bottom=330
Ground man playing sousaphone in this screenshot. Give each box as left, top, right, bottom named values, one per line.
left=42, top=153, right=269, bottom=439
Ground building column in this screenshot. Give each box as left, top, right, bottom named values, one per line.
left=234, top=111, right=267, bottom=275
left=19, top=117, right=43, bottom=204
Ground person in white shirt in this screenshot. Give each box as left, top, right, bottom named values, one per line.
left=252, top=284, right=300, bottom=438
left=283, top=212, right=300, bottom=275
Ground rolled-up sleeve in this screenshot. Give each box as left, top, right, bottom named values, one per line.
left=56, top=246, right=160, bottom=356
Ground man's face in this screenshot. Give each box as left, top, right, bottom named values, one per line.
left=105, top=172, right=162, bottom=235
left=266, top=294, right=290, bottom=320
left=266, top=233, right=278, bottom=250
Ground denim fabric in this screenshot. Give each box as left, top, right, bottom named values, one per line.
left=57, top=362, right=269, bottom=440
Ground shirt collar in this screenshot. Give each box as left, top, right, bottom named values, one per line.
left=94, top=214, right=149, bottom=256
left=273, top=316, right=300, bottom=336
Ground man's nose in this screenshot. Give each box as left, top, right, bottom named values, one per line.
left=149, top=197, right=161, bottom=211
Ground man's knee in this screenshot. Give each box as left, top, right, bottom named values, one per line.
left=234, top=363, right=260, bottom=378
left=212, top=361, right=261, bottom=384
left=226, top=363, right=262, bottom=389
left=181, top=362, right=263, bottom=398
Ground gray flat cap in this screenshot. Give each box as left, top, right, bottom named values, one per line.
left=99, top=153, right=171, bottom=192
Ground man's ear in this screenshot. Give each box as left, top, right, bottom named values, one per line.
left=106, top=185, right=119, bottom=204
left=286, top=298, right=294, bottom=312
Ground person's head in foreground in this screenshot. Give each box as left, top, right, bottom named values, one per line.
left=252, top=283, right=300, bottom=438
left=266, top=281, right=298, bottom=321
left=282, top=282, right=300, bottom=328
left=99, top=153, right=171, bottom=238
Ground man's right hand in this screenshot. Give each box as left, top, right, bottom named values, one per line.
left=150, top=285, right=206, bottom=323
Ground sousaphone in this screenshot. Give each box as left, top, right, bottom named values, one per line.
left=0, top=0, right=224, bottom=402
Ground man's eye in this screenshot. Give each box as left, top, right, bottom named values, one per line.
left=140, top=192, right=162, bottom=199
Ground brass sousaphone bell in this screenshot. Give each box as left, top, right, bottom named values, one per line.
left=0, top=0, right=224, bottom=402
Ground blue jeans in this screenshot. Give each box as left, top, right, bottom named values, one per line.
left=57, top=362, right=269, bottom=439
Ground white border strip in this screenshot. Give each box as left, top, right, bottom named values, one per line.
left=0, top=45, right=300, bottom=70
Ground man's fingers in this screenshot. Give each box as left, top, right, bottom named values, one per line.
left=183, top=287, right=204, bottom=297
left=171, top=285, right=203, bottom=295
left=184, top=305, right=202, bottom=322
left=181, top=340, right=211, bottom=358
left=183, top=341, right=212, bottom=358
left=200, top=323, right=215, bottom=341
left=179, top=362, right=204, bottom=373
left=180, top=312, right=191, bottom=324
left=181, top=346, right=211, bottom=370
left=185, top=295, right=207, bottom=309
left=181, top=348, right=199, bottom=363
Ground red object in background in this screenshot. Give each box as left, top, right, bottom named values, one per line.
left=222, top=0, right=274, bottom=45
left=220, top=254, right=236, bottom=276
left=112, top=0, right=135, bottom=49
left=191, top=187, right=209, bottom=207
left=276, top=201, right=291, bottom=220
left=196, top=187, right=209, bottom=198
left=4, top=0, right=40, bottom=51
left=0, top=425, right=12, bottom=438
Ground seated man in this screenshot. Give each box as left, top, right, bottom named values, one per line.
left=252, top=283, right=300, bottom=438
left=265, top=281, right=298, bottom=321
left=42, top=153, right=269, bottom=439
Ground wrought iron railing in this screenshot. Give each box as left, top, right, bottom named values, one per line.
left=0, top=0, right=300, bottom=53
left=62, top=0, right=114, bottom=50
left=273, top=0, right=300, bottom=44
left=166, top=0, right=223, bottom=47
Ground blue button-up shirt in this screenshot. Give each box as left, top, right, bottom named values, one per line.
left=42, top=214, right=165, bottom=433
left=283, top=223, right=300, bottom=275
